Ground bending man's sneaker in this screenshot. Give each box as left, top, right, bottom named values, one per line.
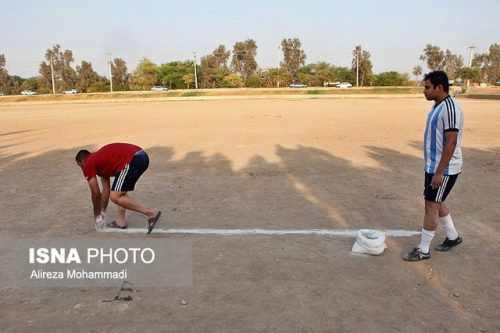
left=435, top=237, right=463, bottom=252
left=403, top=248, right=431, bottom=261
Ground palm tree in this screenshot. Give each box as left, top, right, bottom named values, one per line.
left=413, top=65, right=423, bottom=82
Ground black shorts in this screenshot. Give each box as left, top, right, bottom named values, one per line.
left=111, top=150, right=149, bottom=192
left=423, top=172, right=459, bottom=203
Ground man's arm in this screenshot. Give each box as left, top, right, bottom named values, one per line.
left=431, top=130, right=458, bottom=189
left=87, top=177, right=102, bottom=218
left=100, top=177, right=110, bottom=213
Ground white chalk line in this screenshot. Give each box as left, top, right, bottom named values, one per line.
left=100, top=228, right=420, bottom=237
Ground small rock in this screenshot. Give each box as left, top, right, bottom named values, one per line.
left=453, top=293, right=460, bottom=297
left=180, top=300, right=187, bottom=306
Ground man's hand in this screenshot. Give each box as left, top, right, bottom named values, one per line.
left=88, top=177, right=102, bottom=218
left=431, top=173, right=444, bottom=189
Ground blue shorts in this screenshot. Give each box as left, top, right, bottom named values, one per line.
left=111, top=150, right=149, bottom=192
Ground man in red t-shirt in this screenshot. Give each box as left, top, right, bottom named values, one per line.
left=75, top=143, right=161, bottom=234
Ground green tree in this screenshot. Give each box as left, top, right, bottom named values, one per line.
left=182, top=73, right=195, bottom=89
left=296, top=62, right=342, bottom=87
left=222, top=73, right=244, bottom=88
left=280, top=38, right=306, bottom=78
left=128, top=57, right=158, bottom=90
left=412, top=65, right=423, bottom=81
left=472, top=53, right=488, bottom=82
left=420, top=44, right=444, bottom=71
left=201, top=45, right=230, bottom=88
left=333, top=67, right=354, bottom=83
left=374, top=71, right=410, bottom=86
left=231, top=39, right=258, bottom=83
left=76, top=61, right=101, bottom=92
left=38, top=44, right=77, bottom=93
left=443, top=50, right=464, bottom=79
left=352, top=46, right=374, bottom=86
left=245, top=73, right=263, bottom=88
left=158, top=61, right=193, bottom=89
left=456, top=67, right=480, bottom=83
left=314, top=62, right=337, bottom=85
left=0, top=54, right=11, bottom=94
left=261, top=68, right=292, bottom=87
left=20, top=77, right=39, bottom=92
left=488, top=44, right=500, bottom=83
left=475, top=44, right=500, bottom=83
left=38, top=62, right=53, bottom=94
left=111, top=58, right=128, bottom=90
left=9, top=75, right=30, bottom=94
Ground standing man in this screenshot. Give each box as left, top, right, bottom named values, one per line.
left=404, top=71, right=464, bottom=261
left=75, top=143, right=161, bottom=234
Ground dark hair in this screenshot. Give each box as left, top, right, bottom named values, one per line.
left=424, top=70, right=449, bottom=93
left=75, top=149, right=90, bottom=163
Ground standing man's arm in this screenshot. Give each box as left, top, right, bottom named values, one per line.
left=431, top=131, right=458, bottom=189
left=100, top=176, right=110, bottom=214
left=87, top=177, right=102, bottom=218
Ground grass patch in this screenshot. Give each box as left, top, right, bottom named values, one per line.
left=181, top=91, right=203, bottom=97
left=306, top=90, right=324, bottom=95
left=0, top=86, right=424, bottom=104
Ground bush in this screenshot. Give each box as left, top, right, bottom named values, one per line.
left=245, top=74, right=262, bottom=88
left=221, top=73, right=244, bottom=88
left=375, top=71, right=410, bottom=86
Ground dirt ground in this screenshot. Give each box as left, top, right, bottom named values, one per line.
left=1, top=97, right=499, bottom=332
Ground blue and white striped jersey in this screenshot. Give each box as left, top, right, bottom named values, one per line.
left=424, top=95, right=463, bottom=175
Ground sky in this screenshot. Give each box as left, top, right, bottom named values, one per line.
left=1, top=0, right=499, bottom=78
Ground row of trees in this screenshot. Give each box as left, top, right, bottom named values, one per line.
left=1, top=41, right=499, bottom=95
left=414, top=43, right=500, bottom=84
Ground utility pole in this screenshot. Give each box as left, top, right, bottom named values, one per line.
left=467, top=45, right=476, bottom=87
left=356, top=48, right=359, bottom=87
left=50, top=57, right=56, bottom=94
left=467, top=44, right=476, bottom=67
left=107, top=51, right=113, bottom=93
left=277, top=45, right=281, bottom=69
left=277, top=44, right=281, bottom=87
left=193, top=52, right=198, bottom=89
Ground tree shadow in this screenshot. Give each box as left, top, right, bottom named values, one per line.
left=0, top=143, right=498, bottom=239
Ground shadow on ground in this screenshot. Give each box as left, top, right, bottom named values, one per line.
left=0, top=142, right=499, bottom=332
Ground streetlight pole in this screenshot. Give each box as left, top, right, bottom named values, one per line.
left=277, top=45, right=281, bottom=69
left=277, top=44, right=281, bottom=87
left=356, top=48, right=359, bottom=87
left=468, top=44, right=476, bottom=67
left=467, top=45, right=476, bottom=86
left=50, top=57, right=55, bottom=94
left=107, top=51, right=113, bottom=93
left=193, top=52, right=198, bottom=89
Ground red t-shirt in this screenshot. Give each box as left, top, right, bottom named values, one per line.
left=83, top=143, right=142, bottom=181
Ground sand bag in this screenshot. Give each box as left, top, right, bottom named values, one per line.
left=351, top=229, right=387, bottom=255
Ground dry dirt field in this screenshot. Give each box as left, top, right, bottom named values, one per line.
left=0, top=97, right=499, bottom=332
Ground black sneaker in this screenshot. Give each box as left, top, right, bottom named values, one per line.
left=403, top=248, right=431, bottom=261
left=435, top=237, right=462, bottom=252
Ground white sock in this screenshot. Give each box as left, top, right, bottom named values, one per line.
left=418, top=229, right=435, bottom=253
left=439, top=214, right=458, bottom=240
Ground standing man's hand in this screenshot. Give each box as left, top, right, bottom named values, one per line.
left=431, top=173, right=444, bottom=189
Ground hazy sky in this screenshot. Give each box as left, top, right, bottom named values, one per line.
left=1, top=0, right=499, bottom=78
